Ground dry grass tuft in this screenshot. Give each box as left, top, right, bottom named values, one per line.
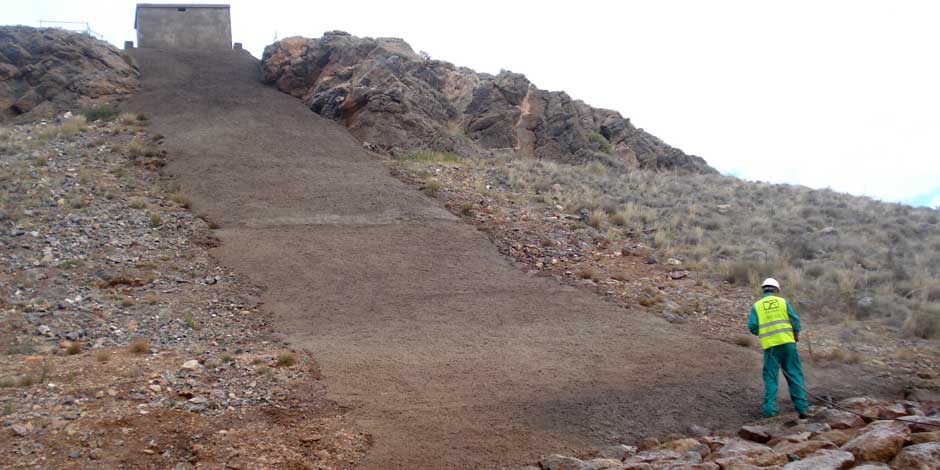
left=65, top=341, right=83, bottom=355
left=276, top=352, right=297, bottom=367
left=95, top=350, right=111, bottom=363
left=129, top=338, right=150, bottom=355
left=576, top=267, right=601, bottom=281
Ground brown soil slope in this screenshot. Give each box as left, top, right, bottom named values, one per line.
left=124, top=49, right=893, bottom=469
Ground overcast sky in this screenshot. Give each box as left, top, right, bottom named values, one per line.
left=6, top=1, right=939, bottom=208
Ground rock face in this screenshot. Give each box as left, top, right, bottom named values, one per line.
left=261, top=31, right=715, bottom=173
left=0, top=26, right=139, bottom=120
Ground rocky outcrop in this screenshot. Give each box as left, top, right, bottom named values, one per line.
left=0, top=26, right=139, bottom=120
left=261, top=31, right=715, bottom=174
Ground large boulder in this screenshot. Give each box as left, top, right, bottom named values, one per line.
left=261, top=31, right=716, bottom=174
left=714, top=439, right=788, bottom=467
left=0, top=26, right=138, bottom=120
left=890, top=442, right=940, bottom=470
left=781, top=449, right=854, bottom=470
left=840, top=420, right=910, bottom=462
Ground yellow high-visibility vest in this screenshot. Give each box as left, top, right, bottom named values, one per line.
left=754, top=295, right=795, bottom=349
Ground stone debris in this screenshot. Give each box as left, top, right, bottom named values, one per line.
left=0, top=118, right=367, bottom=467
left=533, top=398, right=940, bottom=470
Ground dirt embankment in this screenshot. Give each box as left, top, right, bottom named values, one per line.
left=119, top=48, right=913, bottom=469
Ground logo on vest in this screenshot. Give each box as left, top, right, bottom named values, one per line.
left=762, top=299, right=780, bottom=310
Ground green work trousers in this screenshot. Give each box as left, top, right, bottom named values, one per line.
left=762, top=342, right=808, bottom=417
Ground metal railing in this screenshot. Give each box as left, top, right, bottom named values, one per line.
left=38, top=20, right=105, bottom=40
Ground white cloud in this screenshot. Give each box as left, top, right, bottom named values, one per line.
left=5, top=1, right=939, bottom=206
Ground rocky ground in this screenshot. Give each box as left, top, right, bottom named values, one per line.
left=531, top=397, right=940, bottom=469
left=0, top=115, right=367, bottom=468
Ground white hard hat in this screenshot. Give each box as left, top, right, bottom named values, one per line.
left=762, top=278, right=780, bottom=289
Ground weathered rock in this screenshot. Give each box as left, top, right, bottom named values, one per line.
left=624, top=449, right=684, bottom=464
left=660, top=438, right=710, bottom=457
left=781, top=449, right=854, bottom=470
left=638, top=437, right=660, bottom=451
left=841, top=420, right=910, bottom=462
left=585, top=458, right=622, bottom=469
left=539, top=454, right=596, bottom=470
left=816, top=429, right=859, bottom=446
left=181, top=359, right=202, bottom=370
left=738, top=425, right=773, bottom=443
left=661, top=463, right=719, bottom=470
left=773, top=438, right=837, bottom=457
left=715, top=439, right=788, bottom=467
left=767, top=432, right=811, bottom=446
left=877, top=403, right=908, bottom=419
left=0, top=26, right=138, bottom=120
left=616, top=464, right=653, bottom=470
left=851, top=464, right=890, bottom=470
left=595, top=444, right=637, bottom=460
left=900, top=416, right=940, bottom=433
left=260, top=32, right=716, bottom=174
left=816, top=409, right=866, bottom=429
left=10, top=424, right=29, bottom=437
left=890, top=442, right=940, bottom=470
left=910, top=430, right=940, bottom=444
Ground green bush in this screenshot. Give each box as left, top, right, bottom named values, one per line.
left=79, top=104, right=118, bottom=122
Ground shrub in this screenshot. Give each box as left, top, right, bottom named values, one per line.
left=95, top=350, right=111, bottom=363
left=423, top=181, right=443, bottom=197
left=184, top=313, right=198, bottom=330
left=276, top=352, right=297, bottom=367
left=587, top=132, right=612, bottom=154
left=903, top=305, right=940, bottom=339
left=576, top=267, right=600, bottom=281
left=171, top=193, right=192, bottom=209
left=587, top=210, right=604, bottom=229
left=129, top=338, right=150, bottom=354
left=65, top=341, right=82, bottom=355
left=79, top=104, right=118, bottom=122
left=149, top=213, right=162, bottom=227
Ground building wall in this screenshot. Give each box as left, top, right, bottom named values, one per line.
left=136, top=6, right=232, bottom=50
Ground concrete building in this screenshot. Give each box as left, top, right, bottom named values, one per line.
left=135, top=4, right=232, bottom=50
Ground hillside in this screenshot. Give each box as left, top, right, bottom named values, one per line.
left=261, top=31, right=714, bottom=174
left=0, top=26, right=139, bottom=120
left=1, top=25, right=939, bottom=470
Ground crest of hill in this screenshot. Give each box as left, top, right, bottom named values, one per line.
left=261, top=31, right=715, bottom=174
left=0, top=26, right=139, bottom=121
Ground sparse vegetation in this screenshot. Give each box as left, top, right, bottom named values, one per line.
left=79, top=104, right=118, bottom=122
left=95, top=350, right=111, bottom=363
left=129, top=338, right=150, bottom=355
left=576, top=266, right=601, bottom=281
left=184, top=313, right=198, bottom=330
left=276, top=352, right=297, bottom=367
left=423, top=180, right=443, bottom=197
left=65, top=341, right=82, bottom=355
left=171, top=193, right=192, bottom=208
left=479, top=158, right=940, bottom=334
left=149, top=212, right=162, bottom=227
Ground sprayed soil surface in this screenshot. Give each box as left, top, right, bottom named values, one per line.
left=124, top=50, right=903, bottom=469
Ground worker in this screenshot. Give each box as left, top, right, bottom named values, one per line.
left=748, top=278, right=808, bottom=418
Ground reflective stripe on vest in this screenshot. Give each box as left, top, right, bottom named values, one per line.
left=753, top=295, right=795, bottom=349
